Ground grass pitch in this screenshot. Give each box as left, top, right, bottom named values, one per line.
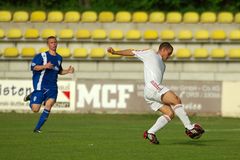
left=0, top=113, right=240, bottom=160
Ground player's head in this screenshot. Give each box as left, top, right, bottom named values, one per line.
left=158, top=42, right=173, bottom=61
left=47, top=36, right=58, bottom=52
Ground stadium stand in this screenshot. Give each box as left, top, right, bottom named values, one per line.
left=39, top=47, right=48, bottom=53
left=183, top=12, right=199, bottom=23
left=13, top=11, right=29, bottom=22
left=143, top=30, right=158, bottom=40
left=57, top=48, right=71, bottom=58
left=92, top=29, right=107, bottom=40
left=235, top=12, right=240, bottom=23
left=30, top=11, right=46, bottom=22
left=149, top=12, right=165, bottom=23
left=76, top=29, right=91, bottom=39
left=229, top=30, right=240, bottom=40
left=59, top=29, right=74, bottom=39
left=195, top=30, right=209, bottom=40
left=99, top=11, right=114, bottom=22
left=24, top=28, right=39, bottom=39
left=211, top=29, right=227, bottom=40
left=64, top=11, right=80, bottom=23
left=41, top=29, right=56, bottom=38
left=210, top=48, right=226, bottom=58
left=109, top=29, right=124, bottom=40
left=81, top=11, right=97, bottom=22
left=200, top=11, right=216, bottom=23
left=0, top=29, right=5, bottom=38
left=47, top=11, right=64, bottom=22
left=132, top=11, right=148, bottom=23
left=175, top=48, right=191, bottom=59
left=116, top=11, right=131, bottom=22
left=3, top=47, right=19, bottom=57
left=193, top=48, right=209, bottom=59
left=126, top=30, right=141, bottom=40
left=160, top=29, right=175, bottom=40
left=218, top=12, right=233, bottom=23
left=228, top=49, right=240, bottom=59
left=177, top=30, right=193, bottom=40
left=7, top=29, right=22, bottom=39
left=21, top=47, right=36, bottom=57
left=73, top=48, right=88, bottom=58
left=90, top=48, right=105, bottom=58
left=0, top=10, right=11, bottom=22
left=166, top=12, right=182, bottom=23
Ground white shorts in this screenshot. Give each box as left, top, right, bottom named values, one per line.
left=144, top=81, right=170, bottom=111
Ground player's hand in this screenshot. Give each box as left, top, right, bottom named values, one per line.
left=44, top=62, right=53, bottom=69
left=67, top=66, right=74, bottom=73
left=107, top=47, right=115, bottom=54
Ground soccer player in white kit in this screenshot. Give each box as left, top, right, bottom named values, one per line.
left=107, top=42, right=204, bottom=144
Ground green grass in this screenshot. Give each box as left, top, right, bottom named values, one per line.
left=0, top=113, right=240, bottom=160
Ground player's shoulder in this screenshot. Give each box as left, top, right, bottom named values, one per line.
left=133, top=48, right=154, bottom=54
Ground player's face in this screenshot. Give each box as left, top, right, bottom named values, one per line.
left=161, top=48, right=172, bottom=61
left=47, top=38, right=58, bottom=51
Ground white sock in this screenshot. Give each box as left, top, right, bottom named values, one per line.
left=148, top=115, right=171, bottom=134
left=173, top=104, right=194, bottom=130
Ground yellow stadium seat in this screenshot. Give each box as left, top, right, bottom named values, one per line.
left=0, top=29, right=5, bottom=38
left=132, top=11, right=148, bottom=23
left=229, top=30, right=240, bottom=40
left=73, top=48, right=88, bottom=58
left=177, top=30, right=193, bottom=40
left=81, top=11, right=97, bottom=22
left=183, top=12, right=199, bottom=23
left=218, top=12, right=233, bottom=23
left=195, top=30, right=209, bottom=40
left=193, top=48, right=208, bottom=58
left=235, top=12, right=240, bottom=23
left=59, top=29, right=73, bottom=39
left=41, top=29, right=56, bottom=38
left=99, top=11, right=114, bottom=22
left=24, top=28, right=39, bottom=39
left=228, top=49, right=240, bottom=59
left=3, top=47, right=19, bottom=57
left=126, top=30, right=141, bottom=40
left=149, top=12, right=165, bottom=23
left=160, top=29, right=175, bottom=40
left=210, top=48, right=226, bottom=58
left=76, top=29, right=91, bottom=39
left=90, top=48, right=105, bottom=58
left=200, top=12, right=216, bottom=23
left=57, top=48, right=71, bottom=58
left=92, top=29, right=107, bottom=39
left=7, top=28, right=22, bottom=39
left=47, top=11, right=63, bottom=22
left=211, top=30, right=226, bottom=40
left=39, top=47, right=48, bottom=53
left=116, top=11, right=131, bottom=22
left=30, top=11, right=46, bottom=22
left=143, top=30, right=158, bottom=40
left=64, top=11, right=80, bottom=22
left=0, top=10, right=11, bottom=22
left=13, top=11, right=29, bottom=22
left=166, top=12, right=182, bottom=23
left=176, top=48, right=191, bottom=58
left=21, top=47, right=36, bottom=57
left=109, top=30, right=124, bottom=40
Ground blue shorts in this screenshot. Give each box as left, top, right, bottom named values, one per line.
left=29, top=88, right=58, bottom=108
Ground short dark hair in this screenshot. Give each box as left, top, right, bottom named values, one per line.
left=47, top=36, right=57, bottom=43
left=159, top=42, right=173, bottom=52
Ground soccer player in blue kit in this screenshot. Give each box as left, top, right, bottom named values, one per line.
left=25, top=36, right=74, bottom=133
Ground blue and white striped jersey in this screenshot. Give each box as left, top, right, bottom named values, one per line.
left=31, top=51, right=63, bottom=90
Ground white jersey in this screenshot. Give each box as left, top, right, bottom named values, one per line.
left=133, top=49, right=166, bottom=85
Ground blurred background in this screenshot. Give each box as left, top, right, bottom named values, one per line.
left=0, top=0, right=240, bottom=117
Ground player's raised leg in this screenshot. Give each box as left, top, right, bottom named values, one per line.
left=33, top=98, right=55, bottom=133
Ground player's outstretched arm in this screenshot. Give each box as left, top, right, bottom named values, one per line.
left=59, top=66, right=74, bottom=75
left=107, top=47, right=135, bottom=56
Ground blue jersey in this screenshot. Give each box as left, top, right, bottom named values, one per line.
left=31, top=51, right=63, bottom=90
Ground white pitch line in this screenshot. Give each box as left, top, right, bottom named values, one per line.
left=205, top=128, right=240, bottom=132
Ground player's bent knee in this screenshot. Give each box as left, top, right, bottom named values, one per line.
left=167, top=111, right=175, bottom=119
left=31, top=105, right=40, bottom=113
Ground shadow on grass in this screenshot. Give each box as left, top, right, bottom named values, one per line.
left=168, top=139, right=225, bottom=146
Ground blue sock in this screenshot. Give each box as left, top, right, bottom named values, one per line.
left=35, top=109, right=50, bottom=130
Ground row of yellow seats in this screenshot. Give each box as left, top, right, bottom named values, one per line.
left=1, top=47, right=240, bottom=59
left=0, top=10, right=240, bottom=23
left=1, top=28, right=240, bottom=41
